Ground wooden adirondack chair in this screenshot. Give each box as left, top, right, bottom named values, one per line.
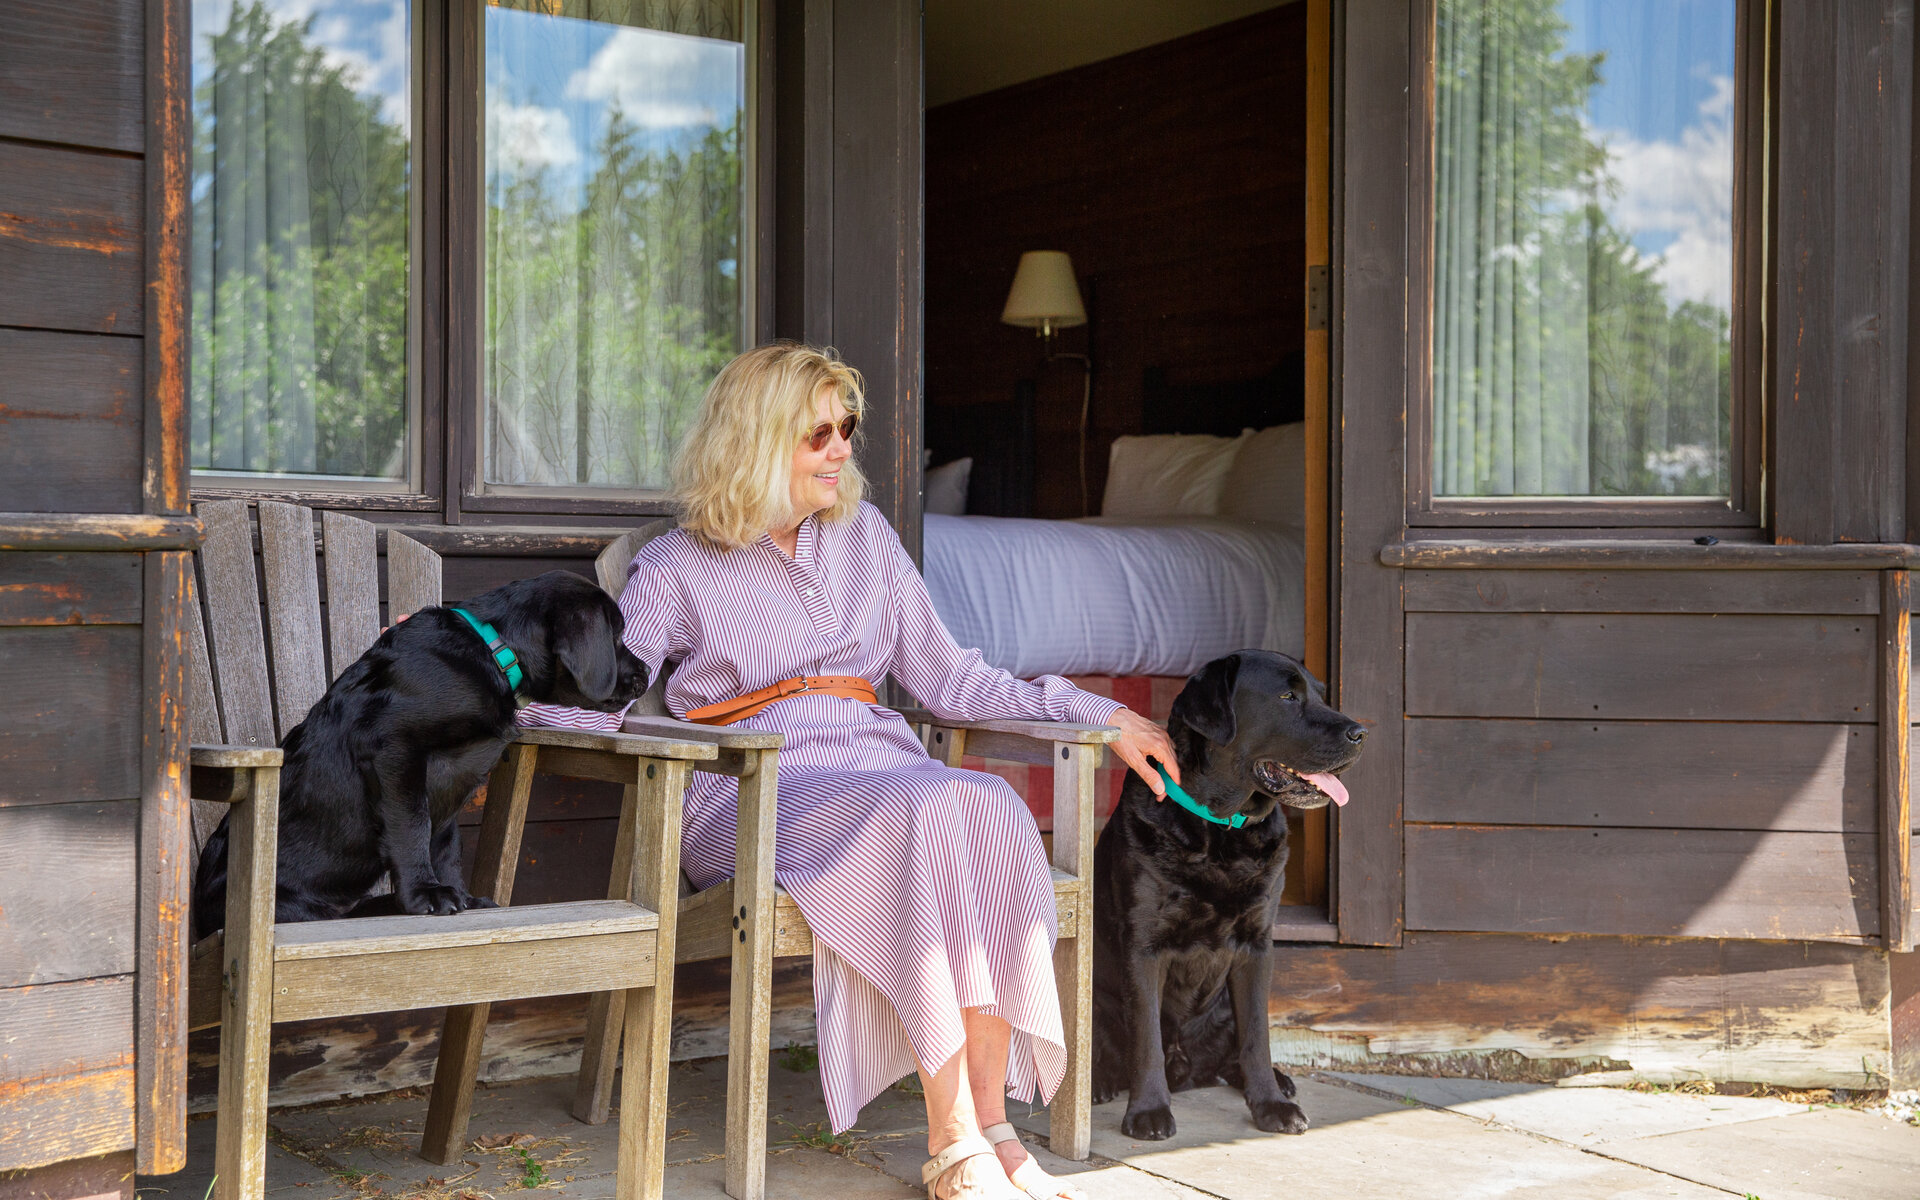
left=490, top=522, right=1117, bottom=1200
left=180, top=500, right=716, bottom=1200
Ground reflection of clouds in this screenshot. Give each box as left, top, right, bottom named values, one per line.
left=564, top=26, right=741, bottom=129
left=488, top=99, right=579, bottom=171
left=1595, top=73, right=1733, bottom=311
left=193, top=0, right=411, bottom=134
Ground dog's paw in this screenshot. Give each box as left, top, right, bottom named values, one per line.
left=1250, top=1098, right=1309, bottom=1135
left=1273, top=1067, right=1297, bottom=1100
left=463, top=895, right=499, bottom=910
left=402, top=884, right=468, bottom=915
left=1120, top=1103, right=1176, bottom=1141
left=1092, top=1080, right=1120, bottom=1105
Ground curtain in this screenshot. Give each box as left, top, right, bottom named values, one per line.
left=484, top=0, right=744, bottom=490
left=1431, top=0, right=1732, bottom=499
left=190, top=0, right=412, bottom=480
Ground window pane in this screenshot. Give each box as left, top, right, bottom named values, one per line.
left=190, top=0, right=414, bottom=483
left=1431, top=0, right=1735, bottom=499
left=483, top=0, right=746, bottom=491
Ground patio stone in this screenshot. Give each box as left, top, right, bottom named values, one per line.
left=1597, top=1106, right=1920, bottom=1200
left=1323, top=1070, right=1807, bottom=1145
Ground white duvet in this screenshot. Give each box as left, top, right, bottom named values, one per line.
left=922, top=514, right=1306, bottom=679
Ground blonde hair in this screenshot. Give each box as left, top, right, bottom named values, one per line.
left=673, top=342, right=868, bottom=549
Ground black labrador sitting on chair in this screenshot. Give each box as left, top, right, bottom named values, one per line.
left=193, top=571, right=648, bottom=939
left=1091, top=650, right=1364, bottom=1139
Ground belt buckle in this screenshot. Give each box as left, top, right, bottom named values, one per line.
left=784, top=677, right=811, bottom=697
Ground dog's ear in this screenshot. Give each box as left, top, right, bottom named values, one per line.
left=1172, top=653, right=1240, bottom=745
left=554, top=601, right=620, bottom=702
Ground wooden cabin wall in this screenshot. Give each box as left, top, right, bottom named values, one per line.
left=0, top=0, right=191, bottom=1190
left=924, top=5, right=1306, bottom=519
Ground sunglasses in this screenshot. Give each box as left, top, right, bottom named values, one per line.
left=804, top=413, right=859, bottom=452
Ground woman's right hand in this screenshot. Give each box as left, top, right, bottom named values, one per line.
left=1106, top=706, right=1179, bottom=798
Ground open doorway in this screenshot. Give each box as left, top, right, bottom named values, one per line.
left=918, top=1, right=1335, bottom=931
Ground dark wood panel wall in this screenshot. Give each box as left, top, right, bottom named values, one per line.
left=924, top=5, right=1306, bottom=519
left=0, top=0, right=191, bottom=1185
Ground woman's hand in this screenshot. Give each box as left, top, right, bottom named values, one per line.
left=1106, top=707, right=1180, bottom=797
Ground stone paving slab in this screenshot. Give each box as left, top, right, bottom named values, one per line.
left=1012, top=1079, right=1732, bottom=1199
left=1597, top=1106, right=1920, bottom=1200
left=1325, top=1071, right=1808, bottom=1146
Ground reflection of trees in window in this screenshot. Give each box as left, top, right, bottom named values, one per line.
left=1433, top=0, right=1732, bottom=499
left=190, top=1, right=412, bottom=480
left=486, top=113, right=741, bottom=490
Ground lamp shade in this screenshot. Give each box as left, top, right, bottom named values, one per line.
left=1000, top=251, right=1087, bottom=329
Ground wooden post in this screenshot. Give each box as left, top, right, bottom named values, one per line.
left=213, top=766, right=279, bottom=1200
left=421, top=744, right=539, bottom=1163
left=1881, top=570, right=1913, bottom=951
left=725, top=751, right=778, bottom=1200
left=1048, top=741, right=1096, bottom=1160
left=615, top=758, right=686, bottom=1200
left=1300, top=0, right=1333, bottom=912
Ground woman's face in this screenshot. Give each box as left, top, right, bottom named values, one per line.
left=787, top=383, right=853, bottom=523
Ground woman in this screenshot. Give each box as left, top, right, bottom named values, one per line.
left=522, top=343, right=1178, bottom=1200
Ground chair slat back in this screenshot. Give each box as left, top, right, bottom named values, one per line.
left=183, top=566, right=232, bottom=851
left=195, top=500, right=277, bottom=748
left=388, top=532, right=442, bottom=621
left=595, top=520, right=675, bottom=717
left=258, top=502, right=329, bottom=740
left=321, top=510, right=382, bottom=679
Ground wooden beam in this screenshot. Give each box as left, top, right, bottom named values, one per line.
left=0, top=513, right=201, bottom=552
left=1301, top=0, right=1333, bottom=915
left=1881, top=570, right=1914, bottom=951
left=1384, top=539, right=1920, bottom=570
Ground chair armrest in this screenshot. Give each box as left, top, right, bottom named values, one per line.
left=512, top=724, right=719, bottom=762
left=190, top=744, right=284, bottom=767
left=621, top=713, right=784, bottom=751
left=895, top=709, right=1120, bottom=745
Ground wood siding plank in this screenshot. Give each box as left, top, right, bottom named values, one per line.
left=0, top=0, right=143, bottom=152
left=195, top=501, right=275, bottom=748
left=1405, top=826, right=1878, bottom=941
left=0, top=626, right=141, bottom=807
left=1266, top=934, right=1891, bottom=1089
left=0, top=554, right=142, bottom=626
left=0, top=976, right=135, bottom=1171
left=1404, top=569, right=1877, bottom=614
left=0, top=801, right=138, bottom=987
left=0, top=1064, right=134, bottom=1174
left=0, top=329, right=143, bottom=514
left=320, top=511, right=382, bottom=679
left=1406, top=719, right=1874, bottom=832
left=0, top=142, right=143, bottom=335
left=1406, top=612, right=1876, bottom=721
left=256, top=503, right=327, bottom=737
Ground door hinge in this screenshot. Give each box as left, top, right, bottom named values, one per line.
left=1306, top=264, right=1331, bottom=331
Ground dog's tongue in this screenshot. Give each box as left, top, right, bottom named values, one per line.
left=1305, top=772, right=1349, bottom=807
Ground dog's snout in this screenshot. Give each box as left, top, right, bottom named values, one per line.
left=1343, top=723, right=1366, bottom=744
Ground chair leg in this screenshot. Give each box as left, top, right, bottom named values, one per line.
left=214, top=768, right=280, bottom=1200
left=1049, top=931, right=1093, bottom=1160
left=574, top=779, right=639, bottom=1125
left=725, top=751, right=778, bottom=1200
left=613, top=758, right=685, bottom=1200
left=422, top=748, right=537, bottom=1161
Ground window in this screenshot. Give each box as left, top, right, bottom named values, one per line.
left=186, top=0, right=756, bottom=508
left=1417, top=0, right=1764, bottom=523
left=189, top=0, right=419, bottom=489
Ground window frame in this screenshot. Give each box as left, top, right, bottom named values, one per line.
left=1404, top=0, right=1773, bottom=531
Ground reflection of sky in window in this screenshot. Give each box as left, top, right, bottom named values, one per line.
left=485, top=7, right=744, bottom=204
left=191, top=0, right=412, bottom=130
left=1558, top=0, right=1735, bottom=311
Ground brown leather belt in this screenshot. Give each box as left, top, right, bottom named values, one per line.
left=684, top=675, right=879, bottom=726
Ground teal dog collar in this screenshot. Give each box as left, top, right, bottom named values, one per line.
left=1155, top=763, right=1246, bottom=829
left=449, top=607, right=525, bottom=692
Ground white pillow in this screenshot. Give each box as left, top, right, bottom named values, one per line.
left=924, top=456, right=972, bottom=516
left=1217, top=421, right=1306, bottom=528
left=1101, top=433, right=1242, bottom=518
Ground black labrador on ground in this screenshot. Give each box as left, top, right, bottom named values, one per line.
left=1091, top=650, right=1364, bottom=1139
left=192, top=570, right=648, bottom=939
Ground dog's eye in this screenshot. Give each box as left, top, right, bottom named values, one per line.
left=1281, top=691, right=1298, bottom=702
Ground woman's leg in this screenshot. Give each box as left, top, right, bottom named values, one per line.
left=963, top=1009, right=1085, bottom=1200
left=918, top=1013, right=1023, bottom=1200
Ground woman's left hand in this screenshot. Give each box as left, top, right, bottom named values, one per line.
left=1106, top=707, right=1179, bottom=798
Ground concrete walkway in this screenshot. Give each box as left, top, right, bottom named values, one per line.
left=138, top=1057, right=1919, bottom=1200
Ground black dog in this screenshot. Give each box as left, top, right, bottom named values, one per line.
left=192, top=570, right=648, bottom=939
left=1090, top=650, right=1364, bottom=1140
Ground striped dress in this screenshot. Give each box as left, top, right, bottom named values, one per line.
left=519, top=502, right=1122, bottom=1131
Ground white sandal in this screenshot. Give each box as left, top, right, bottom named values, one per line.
left=982, top=1123, right=1087, bottom=1200
left=921, top=1134, right=1014, bottom=1200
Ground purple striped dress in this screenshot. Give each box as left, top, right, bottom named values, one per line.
left=519, top=502, right=1122, bottom=1131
